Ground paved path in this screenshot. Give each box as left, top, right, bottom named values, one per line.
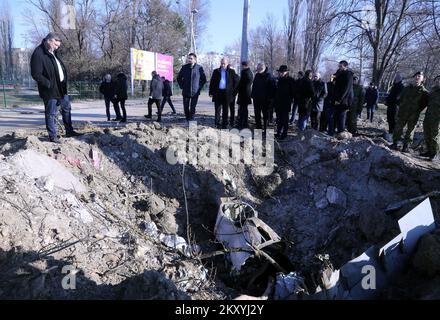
left=0, top=94, right=247, bottom=135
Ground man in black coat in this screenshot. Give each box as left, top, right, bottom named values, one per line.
left=177, top=53, right=207, bottom=121
left=30, top=32, right=81, bottom=143
left=290, top=71, right=304, bottom=124
left=311, top=72, right=327, bottom=131
left=114, top=72, right=128, bottom=122
left=274, top=65, right=295, bottom=140
left=237, top=61, right=254, bottom=129
left=228, top=68, right=240, bottom=127
left=365, top=82, right=379, bottom=123
left=160, top=76, right=176, bottom=114
left=145, top=71, right=164, bottom=122
left=99, top=74, right=120, bottom=121
left=323, top=74, right=337, bottom=135
left=385, top=73, right=404, bottom=134
left=209, top=57, right=239, bottom=129
left=333, top=60, right=354, bottom=133
left=297, top=70, right=315, bottom=131
left=251, top=63, right=276, bottom=132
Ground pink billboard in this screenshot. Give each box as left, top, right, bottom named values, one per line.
left=156, top=53, right=174, bottom=81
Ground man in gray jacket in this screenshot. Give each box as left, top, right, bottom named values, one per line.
left=177, top=53, right=207, bottom=121
left=145, top=71, right=164, bottom=122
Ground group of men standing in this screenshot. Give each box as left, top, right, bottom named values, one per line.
left=388, top=71, right=440, bottom=161
left=30, top=35, right=440, bottom=160
left=204, top=58, right=359, bottom=140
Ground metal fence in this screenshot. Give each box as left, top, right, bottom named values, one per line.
left=0, top=80, right=187, bottom=108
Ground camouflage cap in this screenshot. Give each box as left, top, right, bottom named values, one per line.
left=413, top=71, right=424, bottom=77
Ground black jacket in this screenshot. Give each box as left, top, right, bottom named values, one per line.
left=237, top=68, right=254, bottom=105
left=296, top=77, right=315, bottom=115
left=312, top=80, right=328, bottom=112
left=30, top=41, right=68, bottom=100
left=386, top=81, right=404, bottom=107
left=162, top=79, right=173, bottom=97
left=209, top=67, right=239, bottom=104
left=274, top=76, right=295, bottom=112
left=177, top=63, right=207, bottom=98
left=324, top=81, right=335, bottom=110
left=149, top=75, right=164, bottom=99
left=99, top=81, right=115, bottom=100
left=251, top=68, right=276, bottom=102
left=115, top=73, right=128, bottom=101
left=334, top=69, right=354, bottom=108
left=365, top=87, right=378, bottom=106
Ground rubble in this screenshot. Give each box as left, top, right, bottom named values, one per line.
left=326, top=186, right=347, bottom=209
left=0, top=120, right=439, bottom=300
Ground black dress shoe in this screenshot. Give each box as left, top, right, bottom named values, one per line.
left=120, top=118, right=127, bottom=123
left=389, top=143, right=399, bottom=151
left=144, top=115, right=152, bottom=119
left=66, top=131, right=83, bottom=138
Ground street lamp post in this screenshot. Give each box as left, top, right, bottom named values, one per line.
left=190, top=9, right=198, bottom=54
left=241, top=0, right=250, bottom=64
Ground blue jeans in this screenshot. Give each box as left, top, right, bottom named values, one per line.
left=44, top=95, right=74, bottom=139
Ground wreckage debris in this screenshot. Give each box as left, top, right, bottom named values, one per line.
left=0, top=122, right=439, bottom=300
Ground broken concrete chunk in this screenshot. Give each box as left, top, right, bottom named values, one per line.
left=315, top=197, right=329, bottom=209
left=146, top=194, right=166, bottom=216
left=326, top=186, right=347, bottom=209
left=336, top=132, right=353, bottom=140
left=153, top=122, right=162, bottom=130
left=10, top=149, right=86, bottom=193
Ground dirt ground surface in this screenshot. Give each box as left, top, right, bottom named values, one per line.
left=1, top=96, right=440, bottom=300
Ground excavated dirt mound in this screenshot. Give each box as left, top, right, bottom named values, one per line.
left=0, top=118, right=439, bottom=299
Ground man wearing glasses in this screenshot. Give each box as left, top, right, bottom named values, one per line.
left=31, top=32, right=82, bottom=143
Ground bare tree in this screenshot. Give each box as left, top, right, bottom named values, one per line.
left=285, top=0, right=302, bottom=68
left=333, top=0, right=433, bottom=86
left=302, top=0, right=335, bottom=71
left=0, top=1, right=14, bottom=81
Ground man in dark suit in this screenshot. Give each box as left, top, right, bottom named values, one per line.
left=237, top=61, right=254, bottom=129
left=209, top=57, right=239, bottom=129
left=333, top=60, right=354, bottom=133
left=30, top=32, right=81, bottom=143
left=177, top=53, right=207, bottom=121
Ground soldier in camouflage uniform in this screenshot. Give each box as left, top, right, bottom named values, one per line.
left=422, top=76, right=440, bottom=161
left=347, top=76, right=365, bottom=134
left=391, top=72, right=429, bottom=153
